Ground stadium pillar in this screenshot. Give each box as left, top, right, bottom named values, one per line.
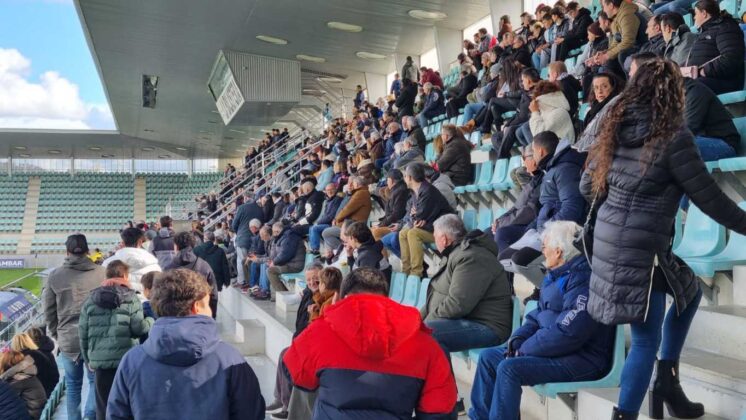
left=433, top=27, right=462, bottom=73
left=363, top=72, right=387, bottom=104
left=489, top=0, right=523, bottom=35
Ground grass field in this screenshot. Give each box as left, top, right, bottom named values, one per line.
left=0, top=269, right=43, bottom=297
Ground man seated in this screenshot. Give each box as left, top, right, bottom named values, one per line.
left=265, top=263, right=323, bottom=419
left=393, top=136, right=425, bottom=170
left=371, top=170, right=410, bottom=242
left=499, top=131, right=586, bottom=289
left=293, top=181, right=324, bottom=236
left=283, top=267, right=457, bottom=419
left=107, top=269, right=265, bottom=420
left=267, top=222, right=305, bottom=301
left=436, top=124, right=473, bottom=187
left=247, top=226, right=274, bottom=300
left=321, top=176, right=372, bottom=251
left=470, top=221, right=615, bottom=420
left=315, top=160, right=334, bottom=192
left=397, top=163, right=454, bottom=278
left=416, top=82, right=446, bottom=129
left=402, top=115, right=427, bottom=153
left=308, top=183, right=343, bottom=254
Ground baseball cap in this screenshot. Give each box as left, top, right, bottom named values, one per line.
left=66, top=234, right=89, bottom=255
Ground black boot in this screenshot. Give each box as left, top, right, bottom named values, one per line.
left=649, top=359, right=704, bottom=419
left=611, top=406, right=638, bottom=419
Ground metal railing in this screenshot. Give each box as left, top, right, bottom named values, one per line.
left=201, top=134, right=326, bottom=231
left=0, top=300, right=43, bottom=346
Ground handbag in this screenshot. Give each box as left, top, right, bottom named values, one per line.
left=575, top=192, right=600, bottom=264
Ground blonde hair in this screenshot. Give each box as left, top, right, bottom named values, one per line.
left=10, top=333, right=38, bottom=352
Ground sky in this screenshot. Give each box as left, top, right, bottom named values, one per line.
left=0, top=0, right=115, bottom=130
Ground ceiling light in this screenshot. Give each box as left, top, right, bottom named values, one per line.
left=296, top=54, right=327, bottom=63
left=327, top=21, right=363, bottom=32
left=88, top=146, right=102, bottom=151
left=408, top=9, right=448, bottom=20
left=141, top=147, right=155, bottom=151
left=317, top=76, right=343, bottom=83
left=175, top=147, right=188, bottom=151
left=48, top=149, right=61, bottom=154
left=101, top=154, right=115, bottom=158
left=356, top=51, right=387, bottom=60
left=18, top=153, right=30, bottom=158
left=158, top=154, right=171, bottom=159
left=211, top=110, right=220, bottom=114
left=256, top=35, right=288, bottom=45
left=13, top=146, right=26, bottom=150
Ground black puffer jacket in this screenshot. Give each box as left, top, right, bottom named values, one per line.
left=685, top=15, right=744, bottom=89
left=565, top=7, right=593, bottom=47
left=684, top=78, right=740, bottom=151
left=436, top=136, right=473, bottom=186
left=379, top=181, right=411, bottom=226
left=581, top=103, right=746, bottom=325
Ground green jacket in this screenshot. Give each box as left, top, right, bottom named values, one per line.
left=607, top=1, right=641, bottom=59
left=421, top=231, right=513, bottom=341
left=79, top=285, right=153, bottom=369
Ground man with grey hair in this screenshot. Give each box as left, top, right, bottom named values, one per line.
left=402, top=115, right=427, bottom=152
left=194, top=230, right=232, bottom=292
left=267, top=222, right=305, bottom=300
left=421, top=214, right=513, bottom=413
left=415, top=82, right=445, bottom=129
left=396, top=162, right=454, bottom=278
left=393, top=136, right=425, bottom=170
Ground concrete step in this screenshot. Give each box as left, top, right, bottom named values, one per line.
left=578, top=388, right=729, bottom=420
left=678, top=349, right=746, bottom=419
left=734, top=266, right=746, bottom=306
left=686, top=304, right=746, bottom=362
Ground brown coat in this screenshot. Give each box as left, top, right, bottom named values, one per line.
left=335, top=188, right=372, bottom=224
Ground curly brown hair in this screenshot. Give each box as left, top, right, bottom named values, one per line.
left=588, top=58, right=685, bottom=193
left=531, top=80, right=561, bottom=99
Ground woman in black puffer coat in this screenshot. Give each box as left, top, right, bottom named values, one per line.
left=581, top=58, right=746, bottom=419
left=684, top=0, right=745, bottom=93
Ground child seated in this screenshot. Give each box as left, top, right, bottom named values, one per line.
left=310, top=267, right=342, bottom=321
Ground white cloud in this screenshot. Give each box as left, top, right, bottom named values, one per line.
left=0, top=48, right=114, bottom=130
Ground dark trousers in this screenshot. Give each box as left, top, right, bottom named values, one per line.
left=274, top=348, right=293, bottom=410
left=94, top=368, right=117, bottom=420
left=484, top=97, right=520, bottom=133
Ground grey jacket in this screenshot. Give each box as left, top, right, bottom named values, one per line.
left=421, top=231, right=513, bottom=340
left=432, top=172, right=458, bottom=210
left=43, top=255, right=105, bottom=359
left=664, top=26, right=697, bottom=67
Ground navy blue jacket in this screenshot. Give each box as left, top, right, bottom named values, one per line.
left=247, top=233, right=265, bottom=256
left=511, top=256, right=614, bottom=374
left=404, top=182, right=455, bottom=232
left=231, top=201, right=264, bottom=249
left=534, top=142, right=587, bottom=231
left=107, top=316, right=265, bottom=420
left=273, top=227, right=303, bottom=266
left=316, top=195, right=344, bottom=226
left=0, top=380, right=29, bottom=420
left=422, top=88, right=446, bottom=118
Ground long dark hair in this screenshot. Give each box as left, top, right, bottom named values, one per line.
left=499, top=59, right=523, bottom=92
left=588, top=58, right=685, bottom=193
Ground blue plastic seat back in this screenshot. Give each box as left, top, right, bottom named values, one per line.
left=490, top=159, right=510, bottom=185
left=686, top=202, right=746, bottom=276
left=673, top=209, right=684, bottom=250
left=401, top=275, right=421, bottom=306
left=511, top=295, right=522, bottom=332
left=456, top=114, right=465, bottom=126
left=389, top=272, right=407, bottom=303
left=733, top=116, right=746, bottom=152
left=674, top=204, right=726, bottom=258
left=579, top=103, right=590, bottom=120
left=462, top=209, right=477, bottom=230
left=524, top=300, right=538, bottom=319
left=497, top=156, right=523, bottom=190
left=469, top=131, right=481, bottom=146
left=416, top=277, right=431, bottom=309
left=477, top=208, right=493, bottom=230
left=720, top=0, right=737, bottom=15
left=476, top=160, right=493, bottom=187
left=425, top=143, right=436, bottom=162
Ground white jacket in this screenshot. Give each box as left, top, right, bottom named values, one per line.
left=102, top=247, right=161, bottom=293
left=529, top=91, right=575, bottom=143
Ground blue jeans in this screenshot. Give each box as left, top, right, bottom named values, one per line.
left=375, top=157, right=388, bottom=170
left=58, top=353, right=96, bottom=420
left=236, top=246, right=249, bottom=285
left=618, top=288, right=703, bottom=413
left=532, top=52, right=541, bottom=70
left=516, top=122, right=532, bottom=146
left=464, top=103, right=486, bottom=124
left=248, top=261, right=261, bottom=288
left=259, top=263, right=270, bottom=292
left=381, top=231, right=401, bottom=257
left=470, top=347, right=604, bottom=420
left=694, top=136, right=736, bottom=161
left=426, top=318, right=503, bottom=362
left=653, top=0, right=691, bottom=15
left=416, top=113, right=428, bottom=129
left=309, top=224, right=330, bottom=251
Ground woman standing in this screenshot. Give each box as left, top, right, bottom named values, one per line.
left=581, top=57, right=746, bottom=419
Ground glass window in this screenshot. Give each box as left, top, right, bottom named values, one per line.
left=193, top=159, right=219, bottom=173
left=134, top=159, right=189, bottom=174
left=0, top=158, right=8, bottom=174
left=74, top=159, right=132, bottom=173
left=463, top=15, right=494, bottom=43
left=12, top=159, right=71, bottom=173
left=420, top=48, right=439, bottom=72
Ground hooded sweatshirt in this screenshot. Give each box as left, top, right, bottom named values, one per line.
left=107, top=316, right=265, bottom=420
left=102, top=247, right=161, bottom=293
left=529, top=91, right=575, bottom=143
left=150, top=228, right=177, bottom=269
left=284, top=294, right=457, bottom=419
left=42, top=255, right=104, bottom=359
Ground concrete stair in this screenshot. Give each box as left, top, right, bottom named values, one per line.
left=677, top=349, right=746, bottom=419
left=685, top=304, right=746, bottom=362
left=578, top=388, right=729, bottom=420
left=16, top=176, right=40, bottom=254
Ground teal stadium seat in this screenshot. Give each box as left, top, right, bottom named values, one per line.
left=401, top=275, right=421, bottom=307
left=482, top=159, right=509, bottom=192
left=684, top=202, right=746, bottom=277
left=389, top=272, right=407, bottom=303
left=492, top=156, right=522, bottom=191
left=717, top=90, right=746, bottom=105
left=280, top=253, right=315, bottom=285
left=673, top=204, right=726, bottom=258
left=717, top=117, right=746, bottom=172
left=477, top=208, right=493, bottom=231
left=416, top=277, right=431, bottom=309
left=468, top=296, right=523, bottom=362
left=462, top=209, right=477, bottom=231
left=465, top=161, right=493, bottom=193
left=425, top=143, right=436, bottom=163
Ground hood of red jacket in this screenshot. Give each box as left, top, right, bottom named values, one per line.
left=322, top=294, right=426, bottom=360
